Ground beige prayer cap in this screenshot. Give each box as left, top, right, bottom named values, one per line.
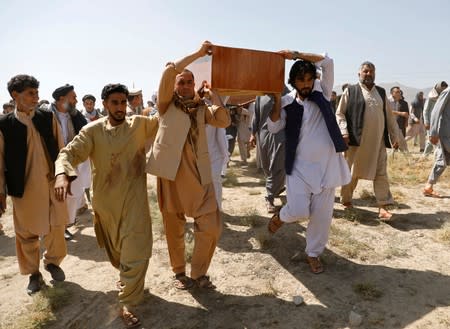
left=128, top=88, right=142, bottom=96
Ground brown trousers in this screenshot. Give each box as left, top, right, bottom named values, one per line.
left=340, top=149, right=394, bottom=206
left=15, top=224, right=66, bottom=275
left=162, top=209, right=222, bottom=280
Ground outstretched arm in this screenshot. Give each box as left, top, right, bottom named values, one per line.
left=278, top=50, right=324, bottom=63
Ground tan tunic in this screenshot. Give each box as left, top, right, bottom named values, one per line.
left=55, top=116, right=159, bottom=265
left=0, top=109, right=68, bottom=235
left=336, top=83, right=399, bottom=180
left=155, top=65, right=231, bottom=217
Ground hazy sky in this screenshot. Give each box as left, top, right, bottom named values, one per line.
left=1, top=0, right=449, bottom=104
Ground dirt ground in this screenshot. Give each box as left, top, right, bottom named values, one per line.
left=0, top=150, right=449, bottom=329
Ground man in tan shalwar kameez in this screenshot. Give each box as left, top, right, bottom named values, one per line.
left=146, top=41, right=230, bottom=290
left=0, top=75, right=68, bottom=295
left=336, top=61, right=399, bottom=220
left=54, top=83, right=158, bottom=328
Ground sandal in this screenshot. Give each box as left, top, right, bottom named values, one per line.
left=268, top=212, right=284, bottom=234
left=423, top=187, right=442, bottom=198
left=174, top=272, right=194, bottom=290
left=266, top=199, right=276, bottom=213
left=116, top=280, right=124, bottom=292
left=342, top=202, right=353, bottom=209
left=194, top=275, right=216, bottom=290
left=121, top=309, right=141, bottom=328
left=378, top=207, right=393, bottom=221
left=306, top=256, right=324, bottom=274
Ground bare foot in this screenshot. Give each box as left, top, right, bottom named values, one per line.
left=121, top=306, right=141, bottom=328
left=378, top=207, right=393, bottom=221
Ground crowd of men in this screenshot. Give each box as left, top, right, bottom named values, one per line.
left=0, top=41, right=449, bottom=328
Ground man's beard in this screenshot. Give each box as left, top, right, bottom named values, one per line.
left=110, top=111, right=125, bottom=123
left=361, top=77, right=374, bottom=87
left=63, top=102, right=76, bottom=112
left=296, top=87, right=312, bottom=99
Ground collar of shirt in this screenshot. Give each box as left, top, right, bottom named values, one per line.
left=14, top=107, right=36, bottom=123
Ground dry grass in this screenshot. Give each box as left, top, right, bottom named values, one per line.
left=392, top=189, right=407, bottom=204
left=384, top=245, right=408, bottom=259
left=261, top=279, right=278, bottom=297
left=255, top=229, right=273, bottom=250
left=359, top=188, right=375, bottom=201
left=240, top=208, right=262, bottom=227
left=222, top=167, right=239, bottom=187
left=387, top=150, right=449, bottom=186
left=353, top=282, right=383, bottom=300
left=438, top=223, right=450, bottom=244
left=329, top=225, right=374, bottom=259
left=8, top=285, right=71, bottom=329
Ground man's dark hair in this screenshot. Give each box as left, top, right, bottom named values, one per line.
left=2, top=102, right=14, bottom=110
left=390, top=86, right=400, bottom=94
left=7, top=74, right=39, bottom=97
left=101, top=84, right=129, bottom=100
left=180, top=69, right=195, bottom=81
left=288, top=60, right=317, bottom=89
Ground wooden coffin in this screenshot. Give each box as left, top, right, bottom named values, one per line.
left=187, top=45, right=285, bottom=98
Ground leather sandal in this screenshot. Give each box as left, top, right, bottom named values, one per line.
left=423, top=187, right=442, bottom=198
left=174, top=272, right=194, bottom=290
left=194, top=275, right=216, bottom=290
left=121, top=308, right=141, bottom=328
left=116, top=280, right=124, bottom=292
left=268, top=212, right=284, bottom=234
left=306, top=256, right=324, bottom=274
left=342, top=202, right=353, bottom=209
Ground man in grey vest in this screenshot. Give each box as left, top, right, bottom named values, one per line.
left=336, top=61, right=400, bottom=220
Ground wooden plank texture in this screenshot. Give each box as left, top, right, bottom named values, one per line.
left=187, top=45, right=285, bottom=97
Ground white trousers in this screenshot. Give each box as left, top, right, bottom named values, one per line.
left=211, top=172, right=223, bottom=211
left=280, top=179, right=335, bottom=257
left=66, top=160, right=91, bottom=224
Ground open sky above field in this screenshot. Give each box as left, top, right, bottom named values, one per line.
left=1, top=0, right=449, bottom=103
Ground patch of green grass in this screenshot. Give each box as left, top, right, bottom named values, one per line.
left=353, top=282, right=383, bottom=300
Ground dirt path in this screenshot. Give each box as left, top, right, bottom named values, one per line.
left=0, top=152, right=449, bottom=329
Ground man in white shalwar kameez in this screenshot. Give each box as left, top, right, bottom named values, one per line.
left=205, top=125, right=228, bottom=210
left=48, top=84, right=91, bottom=240
left=267, top=51, right=350, bottom=274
